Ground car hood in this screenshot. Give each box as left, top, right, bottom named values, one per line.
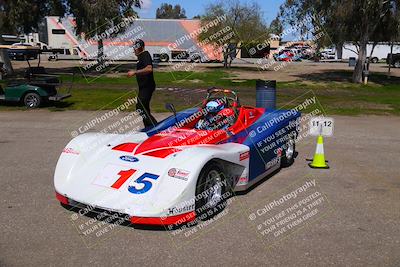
left=133, top=128, right=228, bottom=155
left=54, top=132, right=200, bottom=217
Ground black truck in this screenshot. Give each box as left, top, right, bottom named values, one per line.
left=386, top=53, right=400, bottom=68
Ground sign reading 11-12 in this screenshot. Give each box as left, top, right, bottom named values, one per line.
left=309, top=117, right=334, bottom=137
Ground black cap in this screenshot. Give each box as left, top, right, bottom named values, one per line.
left=133, top=39, right=145, bottom=49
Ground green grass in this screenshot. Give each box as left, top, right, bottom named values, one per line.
left=61, top=69, right=254, bottom=88
left=1, top=70, right=400, bottom=115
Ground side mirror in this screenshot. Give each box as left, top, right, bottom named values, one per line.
left=165, top=103, right=178, bottom=124
left=165, top=103, right=176, bottom=113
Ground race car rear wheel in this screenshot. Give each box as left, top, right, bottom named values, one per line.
left=195, top=162, right=227, bottom=220
left=281, top=136, right=296, bottom=167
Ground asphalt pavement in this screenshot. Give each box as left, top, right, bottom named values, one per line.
left=0, top=110, right=399, bottom=266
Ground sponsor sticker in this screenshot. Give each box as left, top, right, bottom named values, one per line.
left=168, top=168, right=190, bottom=181
left=168, top=204, right=195, bottom=215
left=119, top=155, right=139, bottom=162
left=277, top=148, right=282, bottom=157
left=237, top=176, right=249, bottom=186
left=62, top=147, right=80, bottom=155
left=240, top=151, right=250, bottom=161
left=265, top=157, right=280, bottom=170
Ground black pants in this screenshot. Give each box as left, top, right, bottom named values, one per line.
left=137, top=88, right=157, bottom=128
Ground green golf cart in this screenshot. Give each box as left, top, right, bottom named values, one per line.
left=0, top=52, right=72, bottom=108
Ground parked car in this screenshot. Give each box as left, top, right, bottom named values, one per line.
left=275, top=50, right=302, bottom=61
left=320, top=51, right=336, bottom=60
left=386, top=53, right=400, bottom=68
left=48, top=47, right=86, bottom=61
left=367, top=57, right=379, bottom=63
left=7, top=43, right=40, bottom=60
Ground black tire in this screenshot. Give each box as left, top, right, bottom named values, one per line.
left=191, top=54, right=202, bottom=63
left=23, top=92, right=42, bottom=108
left=195, top=162, right=228, bottom=221
left=281, top=136, right=296, bottom=167
left=159, top=53, right=169, bottom=62
left=371, top=57, right=379, bottom=63
left=394, top=60, right=400, bottom=68
left=48, top=55, right=58, bottom=61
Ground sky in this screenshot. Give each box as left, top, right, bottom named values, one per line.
left=138, top=0, right=285, bottom=25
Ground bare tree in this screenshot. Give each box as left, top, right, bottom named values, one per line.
left=198, top=0, right=270, bottom=68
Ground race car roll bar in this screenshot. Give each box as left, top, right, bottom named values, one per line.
left=206, top=87, right=238, bottom=101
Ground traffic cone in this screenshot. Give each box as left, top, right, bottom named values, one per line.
left=308, top=135, right=329, bottom=169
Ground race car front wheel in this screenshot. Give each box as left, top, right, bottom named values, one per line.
left=281, top=136, right=296, bottom=167
left=195, top=162, right=227, bottom=220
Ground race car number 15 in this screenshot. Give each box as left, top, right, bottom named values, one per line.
left=127, top=172, right=159, bottom=194
left=93, top=164, right=159, bottom=194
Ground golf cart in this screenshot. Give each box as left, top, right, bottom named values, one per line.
left=0, top=47, right=72, bottom=108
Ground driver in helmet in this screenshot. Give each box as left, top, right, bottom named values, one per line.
left=195, top=100, right=235, bottom=130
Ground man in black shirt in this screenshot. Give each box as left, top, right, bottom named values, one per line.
left=128, top=39, right=157, bottom=128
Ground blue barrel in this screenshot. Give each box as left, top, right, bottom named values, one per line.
left=256, top=80, right=276, bottom=110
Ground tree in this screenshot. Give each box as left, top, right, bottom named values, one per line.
left=198, top=1, right=270, bottom=68
left=156, top=3, right=187, bottom=19
left=279, top=0, right=400, bottom=83
left=66, top=0, right=141, bottom=64
left=270, top=17, right=283, bottom=36
left=0, top=0, right=65, bottom=74
left=339, top=1, right=399, bottom=83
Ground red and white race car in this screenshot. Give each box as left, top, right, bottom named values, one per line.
left=55, top=89, right=300, bottom=226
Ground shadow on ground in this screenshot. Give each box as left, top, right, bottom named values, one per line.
left=292, top=69, right=400, bottom=85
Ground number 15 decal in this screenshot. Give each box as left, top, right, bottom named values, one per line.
left=128, top=172, right=159, bottom=194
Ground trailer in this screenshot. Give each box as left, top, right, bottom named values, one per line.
left=340, top=42, right=400, bottom=61
left=2, top=44, right=40, bottom=60
left=37, top=17, right=222, bottom=63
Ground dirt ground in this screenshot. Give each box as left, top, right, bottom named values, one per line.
left=10, top=59, right=400, bottom=82
left=0, top=110, right=399, bottom=266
